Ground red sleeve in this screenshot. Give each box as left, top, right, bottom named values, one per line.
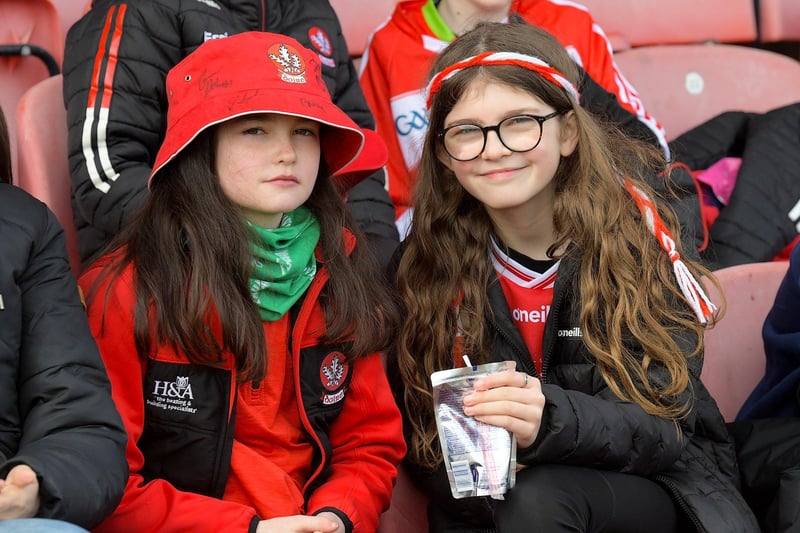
left=80, top=265, right=258, bottom=533
left=306, top=354, right=406, bottom=533
left=578, top=19, right=668, bottom=153
left=359, top=30, right=415, bottom=219
left=523, top=2, right=669, bottom=154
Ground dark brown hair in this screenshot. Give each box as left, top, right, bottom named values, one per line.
left=90, top=128, right=397, bottom=382
left=0, top=107, right=11, bottom=184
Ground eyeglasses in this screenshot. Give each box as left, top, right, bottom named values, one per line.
left=438, top=112, right=561, bottom=162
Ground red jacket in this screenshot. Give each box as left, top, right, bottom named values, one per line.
left=359, top=0, right=667, bottom=219
left=80, top=249, right=405, bottom=533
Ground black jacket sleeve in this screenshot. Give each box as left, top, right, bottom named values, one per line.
left=0, top=185, right=128, bottom=528
left=63, top=1, right=188, bottom=264
left=577, top=65, right=661, bottom=148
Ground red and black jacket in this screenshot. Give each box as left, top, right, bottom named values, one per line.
left=80, top=237, right=405, bottom=533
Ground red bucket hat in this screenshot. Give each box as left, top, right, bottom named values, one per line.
left=150, top=31, right=386, bottom=191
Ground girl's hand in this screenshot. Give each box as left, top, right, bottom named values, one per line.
left=0, top=464, right=40, bottom=520
left=462, top=370, right=545, bottom=448
left=313, top=512, right=345, bottom=533
left=256, top=514, right=341, bottom=533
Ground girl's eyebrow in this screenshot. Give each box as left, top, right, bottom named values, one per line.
left=445, top=107, right=548, bottom=126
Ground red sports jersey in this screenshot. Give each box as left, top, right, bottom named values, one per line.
left=491, top=239, right=558, bottom=375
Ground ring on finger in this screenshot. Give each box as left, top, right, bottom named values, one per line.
left=522, top=373, right=529, bottom=387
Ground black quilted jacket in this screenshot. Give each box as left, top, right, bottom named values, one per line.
left=0, top=184, right=128, bottom=528
left=670, top=103, right=800, bottom=269
left=62, top=0, right=398, bottom=266
left=388, top=250, right=759, bottom=532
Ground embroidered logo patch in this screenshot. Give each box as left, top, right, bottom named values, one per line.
left=308, top=27, right=336, bottom=67
left=391, top=90, right=427, bottom=169
left=308, top=27, right=332, bottom=56
left=147, top=376, right=198, bottom=413
left=268, top=43, right=307, bottom=83
left=557, top=327, right=583, bottom=338
left=203, top=31, right=228, bottom=42
left=320, top=351, right=349, bottom=405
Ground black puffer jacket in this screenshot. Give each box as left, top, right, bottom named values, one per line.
left=388, top=250, right=759, bottom=532
left=670, top=103, right=800, bottom=269
left=0, top=184, right=128, bottom=528
left=63, top=0, right=398, bottom=266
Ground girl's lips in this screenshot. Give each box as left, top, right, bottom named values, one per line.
left=266, top=175, right=299, bottom=185
left=480, top=166, right=523, bottom=178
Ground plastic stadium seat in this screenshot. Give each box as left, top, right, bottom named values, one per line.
left=378, top=464, right=428, bottom=533
left=575, top=0, right=756, bottom=50
left=758, top=0, right=800, bottom=42
left=612, top=43, right=800, bottom=139
left=16, top=75, right=81, bottom=277
left=0, top=0, right=62, bottom=177
left=701, top=260, right=790, bottom=422
left=329, top=0, right=397, bottom=58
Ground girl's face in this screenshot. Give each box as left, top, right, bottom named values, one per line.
left=440, top=79, right=578, bottom=221
left=215, top=113, right=321, bottom=228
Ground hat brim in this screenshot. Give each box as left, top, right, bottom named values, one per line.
left=330, top=128, right=388, bottom=192
left=150, top=88, right=372, bottom=189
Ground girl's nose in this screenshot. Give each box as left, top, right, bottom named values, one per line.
left=480, top=129, right=511, bottom=160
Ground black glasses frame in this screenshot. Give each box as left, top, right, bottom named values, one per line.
left=438, top=111, right=562, bottom=162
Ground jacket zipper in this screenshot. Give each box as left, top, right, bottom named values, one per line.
left=491, top=319, right=538, bottom=379
left=296, top=270, right=331, bottom=494
left=211, top=388, right=238, bottom=497
left=260, top=0, right=266, bottom=31
left=654, top=474, right=706, bottom=533
left=539, top=293, right=562, bottom=383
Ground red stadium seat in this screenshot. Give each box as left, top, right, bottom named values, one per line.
left=612, top=43, right=800, bottom=139
left=0, top=0, right=62, bottom=177
left=702, top=260, right=790, bottom=421
left=575, top=0, right=756, bottom=50
left=16, top=75, right=81, bottom=277
left=378, top=464, right=428, bottom=533
left=758, top=0, right=800, bottom=42
left=329, top=0, right=397, bottom=58
left=49, top=0, right=92, bottom=47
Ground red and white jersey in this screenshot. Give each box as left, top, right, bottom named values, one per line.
left=359, top=0, right=667, bottom=219
left=491, top=239, right=558, bottom=375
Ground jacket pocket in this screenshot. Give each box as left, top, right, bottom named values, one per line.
left=138, top=360, right=231, bottom=496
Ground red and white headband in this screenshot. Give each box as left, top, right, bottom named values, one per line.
left=424, top=51, right=580, bottom=109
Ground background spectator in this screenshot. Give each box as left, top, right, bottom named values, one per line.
left=727, top=244, right=800, bottom=532
left=0, top=104, right=127, bottom=532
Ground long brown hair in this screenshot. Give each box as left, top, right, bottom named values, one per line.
left=393, top=22, right=717, bottom=469
left=0, top=107, right=11, bottom=184
left=89, top=128, right=397, bottom=382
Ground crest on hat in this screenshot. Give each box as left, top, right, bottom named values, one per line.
left=267, top=43, right=306, bottom=84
